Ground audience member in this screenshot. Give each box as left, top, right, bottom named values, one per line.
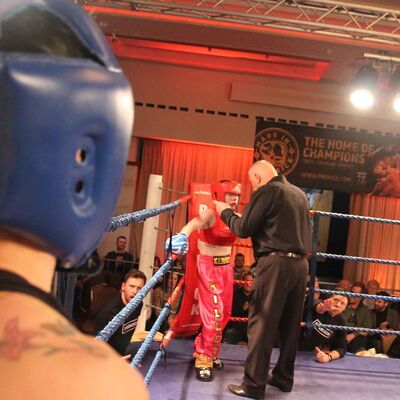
left=336, top=278, right=351, bottom=291
left=233, top=253, right=246, bottom=279
left=367, top=291, right=399, bottom=353
left=94, top=270, right=146, bottom=355
left=364, top=279, right=380, bottom=310
left=299, top=295, right=348, bottom=362
left=224, top=272, right=254, bottom=345
left=148, top=272, right=182, bottom=332
left=104, top=236, right=135, bottom=278
left=342, top=282, right=372, bottom=353
left=174, top=256, right=185, bottom=273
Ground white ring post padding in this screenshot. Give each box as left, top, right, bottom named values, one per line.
left=137, top=174, right=163, bottom=332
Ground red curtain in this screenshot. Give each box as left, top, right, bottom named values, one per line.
left=344, top=193, right=400, bottom=291
left=133, top=139, right=400, bottom=292
left=133, top=138, right=254, bottom=266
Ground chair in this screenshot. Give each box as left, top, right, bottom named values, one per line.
left=80, top=283, right=119, bottom=334
left=89, top=284, right=119, bottom=317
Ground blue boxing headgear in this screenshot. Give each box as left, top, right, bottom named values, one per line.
left=0, top=0, right=134, bottom=269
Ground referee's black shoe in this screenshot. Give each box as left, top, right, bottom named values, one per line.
left=227, top=384, right=265, bottom=399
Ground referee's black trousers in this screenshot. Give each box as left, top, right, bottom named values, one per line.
left=242, top=254, right=308, bottom=391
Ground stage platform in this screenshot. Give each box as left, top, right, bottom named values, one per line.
left=128, top=339, right=400, bottom=400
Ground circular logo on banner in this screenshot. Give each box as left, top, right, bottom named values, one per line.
left=254, top=127, right=299, bottom=175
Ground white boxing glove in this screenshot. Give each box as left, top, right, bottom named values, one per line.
left=165, top=233, right=189, bottom=255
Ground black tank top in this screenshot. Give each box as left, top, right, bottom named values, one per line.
left=0, top=269, right=70, bottom=319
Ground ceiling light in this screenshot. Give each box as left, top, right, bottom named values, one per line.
left=350, top=89, right=375, bottom=110
left=349, top=66, right=378, bottom=110
left=389, top=68, right=400, bottom=113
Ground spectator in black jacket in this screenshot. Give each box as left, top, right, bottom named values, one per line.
left=299, top=294, right=348, bottom=363
left=104, top=235, right=135, bottom=278
left=94, top=269, right=146, bottom=355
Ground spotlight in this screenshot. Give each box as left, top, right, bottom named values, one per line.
left=350, top=89, right=374, bottom=110
left=389, top=68, right=400, bottom=113
left=393, top=94, right=400, bottom=113
left=349, top=65, right=378, bottom=110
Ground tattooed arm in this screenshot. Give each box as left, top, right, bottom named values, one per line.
left=0, top=294, right=148, bottom=400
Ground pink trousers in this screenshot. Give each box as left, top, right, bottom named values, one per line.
left=194, top=254, right=233, bottom=358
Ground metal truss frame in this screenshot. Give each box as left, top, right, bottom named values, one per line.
left=81, top=0, right=400, bottom=46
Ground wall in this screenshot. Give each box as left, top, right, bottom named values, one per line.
left=97, top=143, right=140, bottom=259
left=125, top=59, right=400, bottom=148
left=99, top=57, right=400, bottom=260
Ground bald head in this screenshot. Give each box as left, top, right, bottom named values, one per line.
left=248, top=160, right=278, bottom=191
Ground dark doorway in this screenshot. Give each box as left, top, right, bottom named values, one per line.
left=317, top=191, right=350, bottom=280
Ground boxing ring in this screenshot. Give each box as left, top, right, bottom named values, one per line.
left=94, top=191, right=400, bottom=399
left=134, top=339, right=399, bottom=400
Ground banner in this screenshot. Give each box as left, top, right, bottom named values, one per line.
left=254, top=119, right=400, bottom=197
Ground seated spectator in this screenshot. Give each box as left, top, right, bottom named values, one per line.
left=174, top=256, right=185, bottom=272
left=148, top=272, right=182, bottom=333
left=364, top=279, right=380, bottom=310
left=94, top=269, right=146, bottom=355
left=342, top=282, right=372, bottom=353
left=223, top=272, right=254, bottom=345
left=336, top=278, right=351, bottom=291
left=366, top=279, right=380, bottom=294
left=299, top=294, right=348, bottom=362
left=367, top=291, right=399, bottom=353
left=104, top=235, right=135, bottom=279
left=233, top=253, right=246, bottom=280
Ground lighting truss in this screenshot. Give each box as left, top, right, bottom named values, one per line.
left=80, top=0, right=400, bottom=46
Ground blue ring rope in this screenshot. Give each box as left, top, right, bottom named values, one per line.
left=307, top=210, right=400, bottom=340
left=105, top=206, right=400, bottom=382
left=310, top=323, right=400, bottom=336
left=315, top=289, right=400, bottom=302
left=313, top=210, right=400, bottom=225
left=108, top=200, right=181, bottom=231
left=144, top=349, right=165, bottom=385
left=317, top=252, right=400, bottom=266
left=131, top=305, right=171, bottom=368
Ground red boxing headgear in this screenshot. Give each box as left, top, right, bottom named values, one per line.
left=211, top=180, right=241, bottom=201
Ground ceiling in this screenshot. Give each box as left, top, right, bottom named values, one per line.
left=80, top=1, right=400, bottom=84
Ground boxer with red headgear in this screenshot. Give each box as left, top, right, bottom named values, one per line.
left=211, top=180, right=242, bottom=203
left=166, top=180, right=241, bottom=382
